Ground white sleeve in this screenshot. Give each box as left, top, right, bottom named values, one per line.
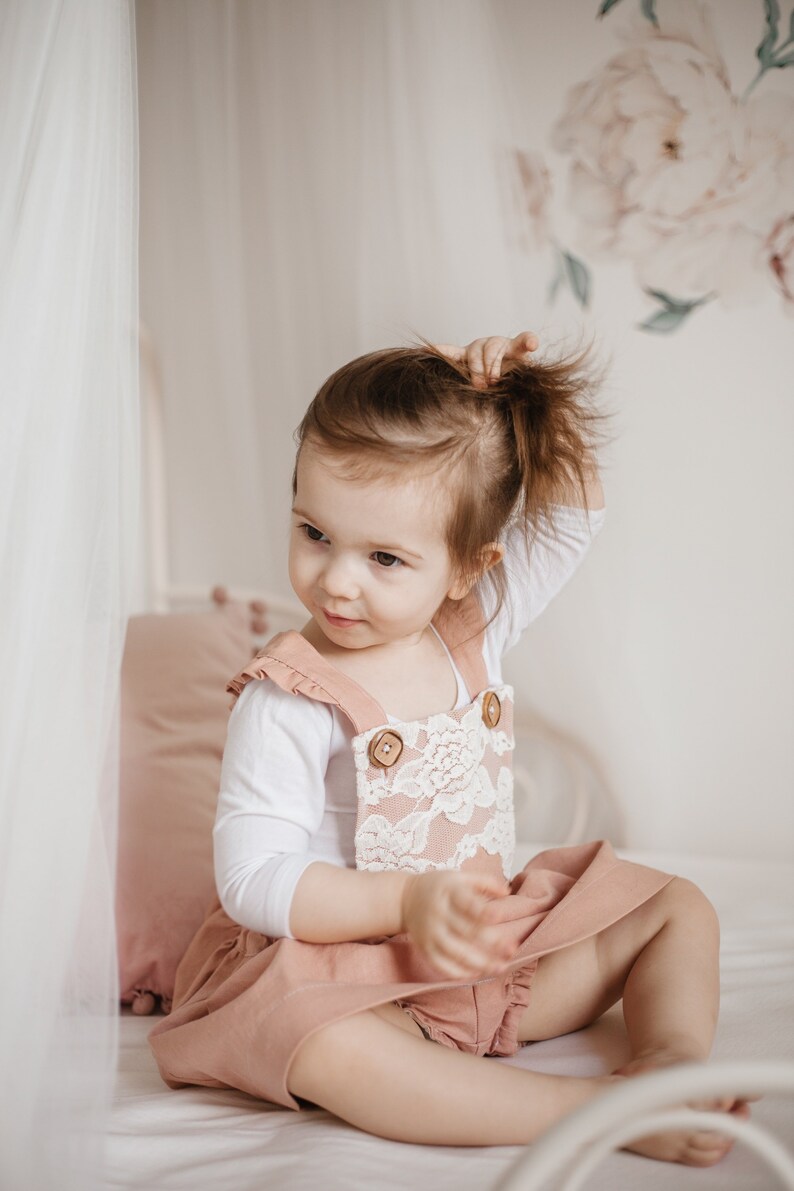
left=213, top=677, right=333, bottom=939
left=483, top=504, right=606, bottom=657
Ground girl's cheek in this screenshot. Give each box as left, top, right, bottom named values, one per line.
left=287, top=546, right=308, bottom=591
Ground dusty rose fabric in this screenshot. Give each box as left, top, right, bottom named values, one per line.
left=117, top=603, right=253, bottom=1014
left=147, top=597, right=674, bottom=1108
left=148, top=842, right=673, bottom=1108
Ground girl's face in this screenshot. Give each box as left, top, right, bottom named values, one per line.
left=289, top=442, right=468, bottom=651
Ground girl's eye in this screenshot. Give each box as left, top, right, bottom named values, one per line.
left=301, top=523, right=327, bottom=543
left=299, top=524, right=400, bottom=566
left=373, top=551, right=402, bottom=568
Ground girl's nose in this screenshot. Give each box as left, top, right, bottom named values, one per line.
left=319, top=555, right=360, bottom=600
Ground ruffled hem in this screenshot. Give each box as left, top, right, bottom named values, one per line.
left=487, top=958, right=538, bottom=1057
left=224, top=631, right=388, bottom=734
left=226, top=635, right=340, bottom=710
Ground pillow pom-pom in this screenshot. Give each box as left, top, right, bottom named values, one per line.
left=131, top=990, right=157, bottom=1016
left=249, top=598, right=268, bottom=635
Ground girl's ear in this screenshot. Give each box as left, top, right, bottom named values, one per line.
left=447, top=543, right=505, bottom=601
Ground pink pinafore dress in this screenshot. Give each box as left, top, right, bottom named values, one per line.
left=148, top=594, right=673, bottom=1110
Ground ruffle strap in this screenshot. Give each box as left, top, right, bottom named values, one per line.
left=225, top=631, right=389, bottom=733
left=227, top=646, right=341, bottom=710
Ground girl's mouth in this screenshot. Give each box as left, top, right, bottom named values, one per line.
left=322, top=608, right=362, bottom=628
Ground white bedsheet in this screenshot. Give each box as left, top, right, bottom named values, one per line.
left=106, top=848, right=794, bottom=1190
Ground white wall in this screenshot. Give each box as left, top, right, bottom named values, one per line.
left=494, top=0, right=794, bottom=858
left=137, top=0, right=794, bottom=860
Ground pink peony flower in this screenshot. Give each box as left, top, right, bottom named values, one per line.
left=552, top=0, right=794, bottom=307
left=767, top=214, right=794, bottom=306
left=513, top=149, right=553, bottom=249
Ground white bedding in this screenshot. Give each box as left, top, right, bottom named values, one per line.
left=106, top=848, right=794, bottom=1190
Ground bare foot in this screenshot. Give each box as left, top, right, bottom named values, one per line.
left=609, top=1050, right=757, bottom=1166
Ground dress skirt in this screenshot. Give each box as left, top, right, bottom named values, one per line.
left=148, top=840, right=673, bottom=1110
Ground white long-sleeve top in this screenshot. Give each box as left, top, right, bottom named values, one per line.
left=213, top=505, right=605, bottom=939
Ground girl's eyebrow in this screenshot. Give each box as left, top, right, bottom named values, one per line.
left=291, top=505, right=424, bottom=561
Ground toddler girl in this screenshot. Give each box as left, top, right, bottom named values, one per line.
left=149, top=333, right=749, bottom=1165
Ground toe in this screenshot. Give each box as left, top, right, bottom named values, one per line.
left=685, top=1132, right=734, bottom=1166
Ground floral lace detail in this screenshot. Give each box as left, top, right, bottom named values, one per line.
left=353, top=686, right=515, bottom=879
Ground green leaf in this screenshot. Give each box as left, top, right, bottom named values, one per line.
left=598, top=0, right=624, bottom=16
left=644, top=287, right=681, bottom=310
left=547, top=256, right=564, bottom=304
left=772, top=48, right=794, bottom=65
left=641, top=0, right=659, bottom=26
left=562, top=250, right=591, bottom=307
left=643, top=287, right=711, bottom=314
left=757, top=0, right=781, bottom=66
left=638, top=306, right=697, bottom=333
left=790, top=4, right=794, bottom=41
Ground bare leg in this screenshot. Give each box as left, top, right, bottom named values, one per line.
left=288, top=879, right=745, bottom=1162
left=518, top=877, right=749, bottom=1165
left=516, top=877, right=720, bottom=1052
left=288, top=1005, right=608, bottom=1147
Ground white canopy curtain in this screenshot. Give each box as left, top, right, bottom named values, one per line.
left=135, top=0, right=538, bottom=605
left=0, top=1, right=138, bottom=1188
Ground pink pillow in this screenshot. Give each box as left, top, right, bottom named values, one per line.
left=117, top=599, right=256, bottom=1014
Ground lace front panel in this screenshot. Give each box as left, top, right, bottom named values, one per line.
left=352, top=686, right=515, bottom=879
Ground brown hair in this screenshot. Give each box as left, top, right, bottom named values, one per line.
left=293, top=342, right=609, bottom=621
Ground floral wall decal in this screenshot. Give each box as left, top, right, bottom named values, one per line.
left=515, top=0, right=794, bottom=332
left=513, top=149, right=592, bottom=308
left=742, top=0, right=794, bottom=96
left=598, top=0, right=659, bottom=27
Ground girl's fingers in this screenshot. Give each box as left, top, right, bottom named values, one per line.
left=446, top=906, right=481, bottom=940
left=512, top=330, right=539, bottom=354
left=432, top=934, right=506, bottom=979
left=443, top=896, right=514, bottom=961
left=432, top=342, right=465, bottom=361
left=433, top=334, right=539, bottom=388
left=434, top=339, right=490, bottom=388
left=470, top=874, right=512, bottom=902
left=469, top=345, right=490, bottom=389
left=481, top=332, right=540, bottom=383
left=451, top=880, right=508, bottom=923
left=446, top=910, right=508, bottom=956
left=482, top=340, right=507, bottom=384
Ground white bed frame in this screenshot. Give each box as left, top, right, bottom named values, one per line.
left=138, top=329, right=794, bottom=1189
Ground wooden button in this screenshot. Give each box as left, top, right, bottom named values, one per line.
left=368, top=729, right=404, bottom=769
left=481, top=691, right=501, bottom=728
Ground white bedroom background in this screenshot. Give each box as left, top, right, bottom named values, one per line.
left=135, top=0, right=793, bottom=862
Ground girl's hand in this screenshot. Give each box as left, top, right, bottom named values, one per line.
left=435, top=331, right=539, bottom=390
left=400, top=870, right=514, bottom=980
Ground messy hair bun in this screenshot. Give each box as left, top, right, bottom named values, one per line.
left=482, top=347, right=607, bottom=525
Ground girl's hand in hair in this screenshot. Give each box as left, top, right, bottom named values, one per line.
left=400, top=869, right=514, bottom=980
left=435, top=331, right=539, bottom=390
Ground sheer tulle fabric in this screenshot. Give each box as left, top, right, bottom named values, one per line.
left=134, top=0, right=534, bottom=599
left=0, top=1, right=138, bottom=1186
